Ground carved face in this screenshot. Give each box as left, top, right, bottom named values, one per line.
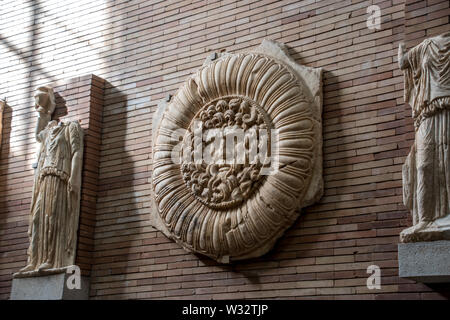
left=180, top=96, right=270, bottom=209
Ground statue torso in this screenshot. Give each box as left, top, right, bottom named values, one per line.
left=39, top=122, right=72, bottom=181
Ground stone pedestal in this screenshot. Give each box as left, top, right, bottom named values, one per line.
left=398, top=240, right=450, bottom=283
left=10, top=273, right=90, bottom=300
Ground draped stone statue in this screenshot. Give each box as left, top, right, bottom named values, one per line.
left=398, top=32, right=450, bottom=242
left=16, top=86, right=84, bottom=276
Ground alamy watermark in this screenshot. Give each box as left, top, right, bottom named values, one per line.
left=366, top=265, right=381, bottom=290
left=367, top=5, right=381, bottom=30
left=66, top=265, right=81, bottom=290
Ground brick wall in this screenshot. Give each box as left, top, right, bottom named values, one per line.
left=1, top=0, right=449, bottom=300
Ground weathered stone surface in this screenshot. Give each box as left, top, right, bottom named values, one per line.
left=151, top=40, right=323, bottom=263
left=11, top=269, right=89, bottom=300
left=398, top=241, right=450, bottom=283
left=15, top=86, right=84, bottom=275
left=398, top=32, right=450, bottom=243
left=0, top=99, right=4, bottom=152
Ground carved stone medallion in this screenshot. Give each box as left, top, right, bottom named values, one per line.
left=180, top=96, right=269, bottom=210
left=151, top=40, right=323, bottom=263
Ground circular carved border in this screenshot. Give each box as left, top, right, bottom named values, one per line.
left=152, top=52, right=317, bottom=262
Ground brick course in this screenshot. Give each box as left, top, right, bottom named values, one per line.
left=0, top=0, right=449, bottom=299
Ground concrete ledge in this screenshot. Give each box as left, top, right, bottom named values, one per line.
left=398, top=240, right=450, bottom=283
left=10, top=273, right=89, bottom=300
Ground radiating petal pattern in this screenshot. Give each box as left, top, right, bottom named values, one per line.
left=152, top=49, right=321, bottom=262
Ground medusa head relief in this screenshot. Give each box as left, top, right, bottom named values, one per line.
left=151, top=40, right=323, bottom=263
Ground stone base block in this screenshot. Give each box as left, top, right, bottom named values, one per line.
left=10, top=273, right=89, bottom=300
left=398, top=240, right=450, bottom=283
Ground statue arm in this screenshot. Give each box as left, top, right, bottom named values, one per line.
left=35, top=114, right=50, bottom=142
left=69, top=150, right=82, bottom=193
left=68, top=122, right=83, bottom=194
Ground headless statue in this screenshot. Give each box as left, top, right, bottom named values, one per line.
left=17, top=86, right=84, bottom=275
left=398, top=32, right=450, bottom=242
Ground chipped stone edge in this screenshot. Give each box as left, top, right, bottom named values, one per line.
left=252, top=39, right=323, bottom=209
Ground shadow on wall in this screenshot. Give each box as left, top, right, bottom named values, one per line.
left=0, top=0, right=57, bottom=86
left=0, top=101, right=12, bottom=156
left=0, top=101, right=28, bottom=298
left=90, top=81, right=147, bottom=298
left=0, top=101, right=13, bottom=192
left=0, top=100, right=14, bottom=207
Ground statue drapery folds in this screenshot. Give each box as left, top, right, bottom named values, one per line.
left=399, top=32, right=450, bottom=242
left=16, top=86, right=83, bottom=276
